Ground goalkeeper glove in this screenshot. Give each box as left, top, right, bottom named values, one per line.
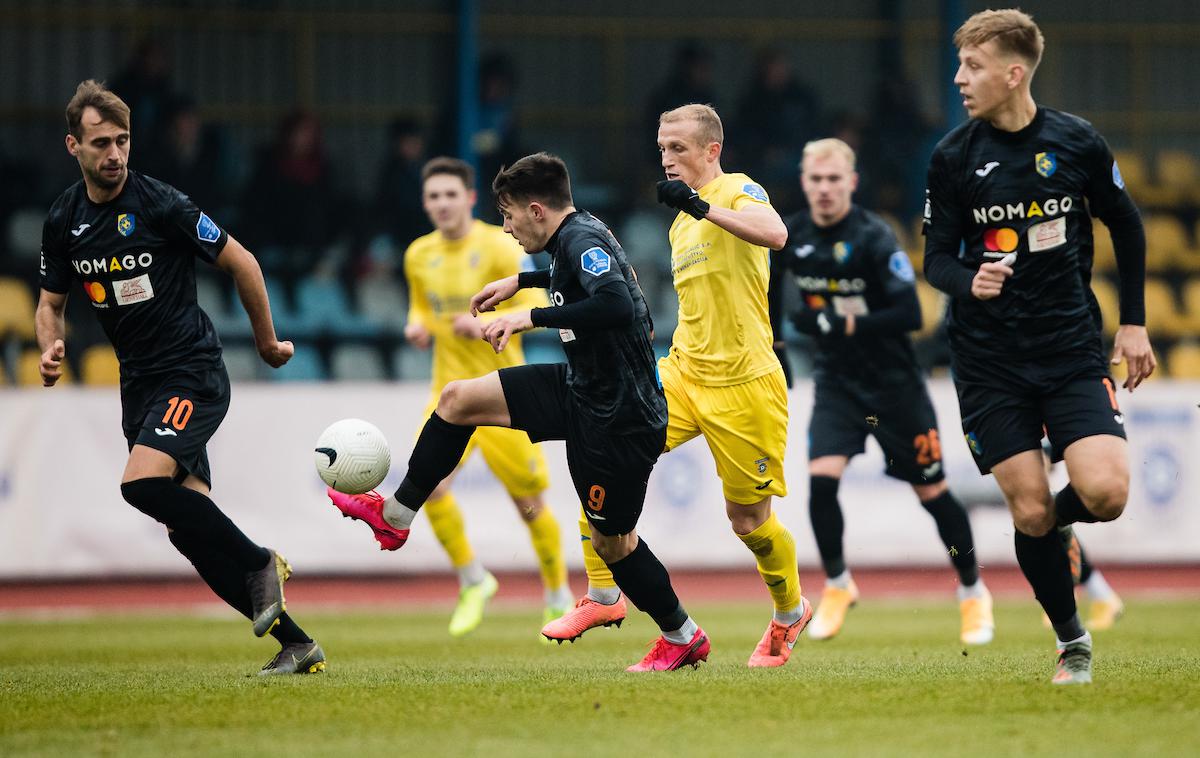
left=656, top=179, right=710, bottom=220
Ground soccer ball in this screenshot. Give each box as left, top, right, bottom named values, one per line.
left=314, top=418, right=391, bottom=494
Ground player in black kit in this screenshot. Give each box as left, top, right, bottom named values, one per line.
left=36, top=80, right=323, bottom=676
left=922, top=10, right=1155, bottom=685
left=327, top=153, right=710, bottom=671
left=771, top=138, right=993, bottom=646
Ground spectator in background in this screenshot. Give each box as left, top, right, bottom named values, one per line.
left=240, top=110, right=342, bottom=281
left=860, top=73, right=936, bottom=220
left=109, top=38, right=177, bottom=172
left=645, top=42, right=717, bottom=135
left=142, top=96, right=235, bottom=220
left=372, top=117, right=429, bottom=250
left=733, top=48, right=822, bottom=211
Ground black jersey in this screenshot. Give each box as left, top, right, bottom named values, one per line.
left=774, top=205, right=924, bottom=386
left=922, top=107, right=1138, bottom=360
left=542, top=211, right=667, bottom=434
left=40, top=171, right=228, bottom=378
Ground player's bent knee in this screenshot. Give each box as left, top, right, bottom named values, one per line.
left=1079, top=478, right=1128, bottom=521
left=914, top=480, right=948, bottom=502
left=1012, top=507, right=1055, bottom=537
left=726, top=497, right=770, bottom=535
left=591, top=532, right=635, bottom=563
left=435, top=381, right=471, bottom=424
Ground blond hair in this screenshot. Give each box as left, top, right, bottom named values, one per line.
left=802, top=138, right=857, bottom=171
left=66, top=79, right=131, bottom=139
left=659, top=103, right=723, bottom=147
left=953, top=8, right=1044, bottom=69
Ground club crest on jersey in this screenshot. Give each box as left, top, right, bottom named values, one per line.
left=833, top=241, right=852, bottom=264
left=116, top=213, right=135, bottom=237
left=742, top=183, right=768, bottom=203
left=1035, top=152, right=1057, bottom=178
left=580, top=247, right=611, bottom=277
left=195, top=212, right=221, bottom=243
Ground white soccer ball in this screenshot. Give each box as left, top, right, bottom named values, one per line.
left=314, top=418, right=391, bottom=494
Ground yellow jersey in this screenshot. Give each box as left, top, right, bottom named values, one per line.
left=667, top=172, right=779, bottom=386
left=404, top=220, right=547, bottom=392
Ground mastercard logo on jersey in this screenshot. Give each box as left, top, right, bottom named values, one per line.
left=983, top=227, right=1019, bottom=254
left=83, top=281, right=107, bottom=305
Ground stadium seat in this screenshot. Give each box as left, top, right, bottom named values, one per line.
left=1143, top=278, right=1185, bottom=338
left=1156, top=150, right=1200, bottom=206
left=1143, top=215, right=1190, bottom=272
left=294, top=276, right=378, bottom=338
left=1180, top=280, right=1200, bottom=333
left=0, top=277, right=35, bottom=340
left=330, top=344, right=388, bottom=381
left=1111, top=150, right=1154, bottom=204
left=355, top=276, right=408, bottom=333
left=16, top=347, right=70, bottom=386
left=80, top=344, right=120, bottom=385
left=393, top=344, right=432, bottom=381
left=914, top=279, right=944, bottom=337
left=1089, top=277, right=1120, bottom=336
left=1167, top=342, right=1200, bottom=379
left=266, top=342, right=324, bottom=382
left=262, top=275, right=304, bottom=337
left=221, top=345, right=260, bottom=382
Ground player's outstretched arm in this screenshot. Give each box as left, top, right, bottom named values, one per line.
left=35, top=289, right=67, bottom=387
left=216, top=235, right=293, bottom=368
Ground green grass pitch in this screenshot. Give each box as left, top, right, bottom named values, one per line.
left=2, top=598, right=1198, bottom=757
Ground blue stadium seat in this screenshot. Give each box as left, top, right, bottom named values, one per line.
left=222, top=345, right=260, bottom=382
left=355, top=277, right=408, bottom=333
left=267, top=342, right=325, bottom=381
left=294, top=276, right=378, bottom=338
left=330, top=344, right=388, bottom=381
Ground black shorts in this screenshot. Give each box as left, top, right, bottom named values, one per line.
left=499, top=363, right=666, bottom=536
left=120, top=362, right=231, bottom=486
left=951, top=348, right=1126, bottom=475
left=808, top=379, right=946, bottom=485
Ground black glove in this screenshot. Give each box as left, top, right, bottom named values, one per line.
left=790, top=307, right=845, bottom=337
left=656, top=179, right=710, bottom=220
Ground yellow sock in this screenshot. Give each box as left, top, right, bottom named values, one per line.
left=737, top=511, right=801, bottom=612
left=425, top=492, right=474, bottom=569
left=524, top=506, right=568, bottom=592
left=579, top=508, right=616, bottom=589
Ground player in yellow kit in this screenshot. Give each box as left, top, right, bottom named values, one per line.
left=544, top=104, right=811, bottom=667
left=343, top=157, right=573, bottom=636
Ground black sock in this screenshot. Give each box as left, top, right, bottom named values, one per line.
left=1014, top=528, right=1084, bottom=641
left=1054, top=484, right=1099, bottom=526
left=168, top=529, right=311, bottom=644
left=123, top=478, right=269, bottom=571
left=919, top=490, right=979, bottom=586
left=606, top=538, right=688, bottom=633
left=393, top=412, right=476, bottom=511
left=808, top=475, right=846, bottom=578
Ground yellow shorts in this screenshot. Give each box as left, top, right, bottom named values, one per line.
left=658, top=353, right=789, bottom=504
left=419, top=400, right=550, bottom=498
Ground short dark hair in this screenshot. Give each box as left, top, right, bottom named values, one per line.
left=421, top=156, right=474, bottom=189
left=491, top=152, right=573, bottom=210
left=954, top=9, right=1044, bottom=70
left=66, top=79, right=131, bottom=139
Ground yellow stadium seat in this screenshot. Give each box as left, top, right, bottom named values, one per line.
left=1181, top=279, right=1200, bottom=332
left=1144, top=278, right=1185, bottom=338
left=16, top=348, right=71, bottom=386
left=1090, top=219, right=1116, bottom=274
left=1111, top=150, right=1151, bottom=201
left=0, top=277, right=36, bottom=340
left=1156, top=150, right=1200, bottom=206
left=1143, top=215, right=1190, bottom=272
left=914, top=279, right=944, bottom=337
left=1089, top=277, right=1120, bottom=337
left=81, top=344, right=121, bottom=385
left=1167, top=342, right=1200, bottom=379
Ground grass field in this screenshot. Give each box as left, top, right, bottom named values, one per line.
left=2, top=598, right=1198, bottom=757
